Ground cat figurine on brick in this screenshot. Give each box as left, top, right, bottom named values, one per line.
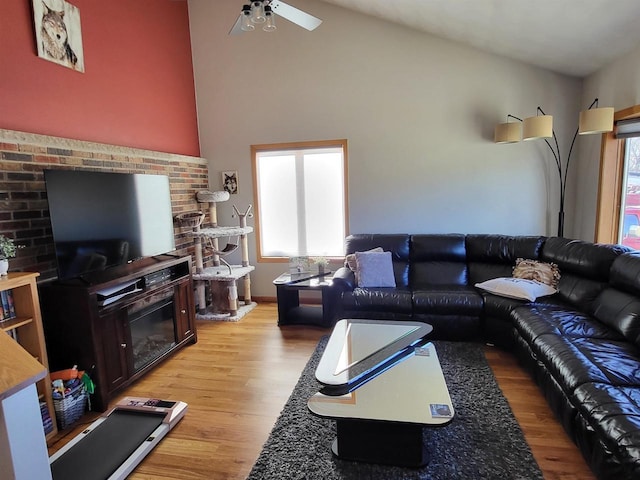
left=40, top=2, right=78, bottom=68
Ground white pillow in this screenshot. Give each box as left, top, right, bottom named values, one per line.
left=345, top=247, right=383, bottom=271
left=474, top=277, right=556, bottom=302
left=355, top=251, right=396, bottom=288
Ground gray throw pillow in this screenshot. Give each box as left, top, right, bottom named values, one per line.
left=345, top=246, right=383, bottom=271
left=355, top=251, right=396, bottom=288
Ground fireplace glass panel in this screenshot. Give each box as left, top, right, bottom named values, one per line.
left=129, top=290, right=177, bottom=372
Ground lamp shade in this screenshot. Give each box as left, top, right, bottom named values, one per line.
left=494, top=122, right=522, bottom=143
left=578, top=107, right=614, bottom=135
left=523, top=115, right=553, bottom=140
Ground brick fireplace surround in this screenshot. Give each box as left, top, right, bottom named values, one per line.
left=0, top=129, right=209, bottom=280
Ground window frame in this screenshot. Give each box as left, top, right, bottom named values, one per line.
left=595, top=105, right=640, bottom=243
left=251, top=139, right=349, bottom=263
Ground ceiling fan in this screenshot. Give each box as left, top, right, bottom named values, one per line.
left=229, top=0, right=322, bottom=35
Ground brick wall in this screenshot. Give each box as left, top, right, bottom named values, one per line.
left=0, top=129, right=209, bottom=281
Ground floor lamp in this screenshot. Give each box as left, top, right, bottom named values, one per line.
left=494, top=99, right=614, bottom=237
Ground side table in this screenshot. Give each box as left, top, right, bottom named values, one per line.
left=273, top=272, right=338, bottom=327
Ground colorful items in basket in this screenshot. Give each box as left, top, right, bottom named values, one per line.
left=52, top=378, right=81, bottom=399
left=51, top=365, right=95, bottom=399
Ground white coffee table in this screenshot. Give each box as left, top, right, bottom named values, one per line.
left=307, top=319, right=454, bottom=467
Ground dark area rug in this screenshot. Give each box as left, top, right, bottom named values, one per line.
left=247, top=337, right=543, bottom=480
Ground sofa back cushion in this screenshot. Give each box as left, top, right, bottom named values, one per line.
left=344, top=234, right=410, bottom=288
left=592, top=252, right=640, bottom=346
left=466, top=235, right=545, bottom=284
left=410, top=234, right=467, bottom=287
left=592, top=289, right=640, bottom=346
left=609, top=251, right=640, bottom=294
left=541, top=238, right=630, bottom=313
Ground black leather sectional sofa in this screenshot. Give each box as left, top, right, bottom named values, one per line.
left=332, top=233, right=640, bottom=479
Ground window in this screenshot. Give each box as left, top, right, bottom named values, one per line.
left=251, top=140, right=349, bottom=261
left=618, top=136, right=640, bottom=248
left=595, top=105, right=640, bottom=244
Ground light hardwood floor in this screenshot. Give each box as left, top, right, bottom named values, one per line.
left=48, top=303, right=595, bottom=480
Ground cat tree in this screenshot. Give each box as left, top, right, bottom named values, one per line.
left=177, top=190, right=256, bottom=321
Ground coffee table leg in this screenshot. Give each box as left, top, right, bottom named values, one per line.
left=332, top=419, right=428, bottom=467
left=275, top=285, right=299, bottom=325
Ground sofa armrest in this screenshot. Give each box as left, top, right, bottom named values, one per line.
left=332, top=266, right=356, bottom=291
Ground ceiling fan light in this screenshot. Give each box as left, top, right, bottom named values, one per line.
left=251, top=0, right=266, bottom=23
left=263, top=6, right=277, bottom=32
left=579, top=107, right=614, bottom=135
left=241, top=5, right=255, bottom=31
left=523, top=115, right=553, bottom=140
left=494, top=122, right=522, bottom=143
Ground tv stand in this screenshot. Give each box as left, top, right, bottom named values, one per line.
left=40, top=255, right=197, bottom=413
left=154, top=253, right=180, bottom=259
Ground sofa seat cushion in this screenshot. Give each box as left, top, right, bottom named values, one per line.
left=413, top=287, right=483, bottom=316
left=483, top=293, right=524, bottom=318
left=513, top=305, right=625, bottom=345
left=341, top=287, right=412, bottom=314
left=573, top=382, right=640, bottom=472
left=482, top=293, right=563, bottom=320
left=532, top=335, right=640, bottom=394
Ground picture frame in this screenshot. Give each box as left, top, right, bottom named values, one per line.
left=289, top=256, right=311, bottom=274
left=222, top=170, right=238, bottom=194
left=33, top=0, right=85, bottom=72
left=288, top=256, right=329, bottom=276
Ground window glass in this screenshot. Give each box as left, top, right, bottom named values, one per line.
left=253, top=141, right=348, bottom=259
left=619, top=137, right=640, bottom=248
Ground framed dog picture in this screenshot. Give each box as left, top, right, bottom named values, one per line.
left=222, top=171, right=238, bottom=194
left=33, top=0, right=85, bottom=72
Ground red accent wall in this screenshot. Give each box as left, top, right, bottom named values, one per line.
left=0, top=0, right=200, bottom=157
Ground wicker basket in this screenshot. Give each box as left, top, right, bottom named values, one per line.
left=53, top=383, right=87, bottom=429
left=175, top=211, right=205, bottom=228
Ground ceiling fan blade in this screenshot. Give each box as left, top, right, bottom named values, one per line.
left=269, top=0, right=322, bottom=31
left=229, top=14, right=244, bottom=35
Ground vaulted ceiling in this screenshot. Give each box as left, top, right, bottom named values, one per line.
left=318, top=0, right=640, bottom=77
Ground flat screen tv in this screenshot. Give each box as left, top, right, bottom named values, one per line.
left=44, top=169, right=176, bottom=280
